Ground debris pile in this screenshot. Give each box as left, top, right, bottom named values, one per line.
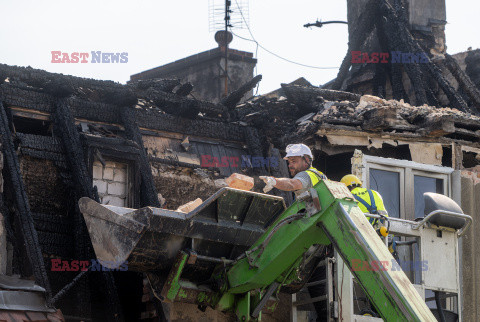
left=235, top=84, right=480, bottom=149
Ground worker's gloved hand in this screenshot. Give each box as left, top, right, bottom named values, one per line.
left=259, top=176, right=277, bottom=193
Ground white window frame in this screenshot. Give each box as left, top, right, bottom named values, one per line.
left=360, top=155, right=454, bottom=220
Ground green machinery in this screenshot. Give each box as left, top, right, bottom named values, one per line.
left=80, top=179, right=437, bottom=321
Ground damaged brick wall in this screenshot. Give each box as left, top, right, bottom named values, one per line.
left=93, top=160, right=128, bottom=207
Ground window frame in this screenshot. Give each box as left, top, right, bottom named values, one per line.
left=85, top=136, right=142, bottom=208
left=360, top=155, right=454, bottom=220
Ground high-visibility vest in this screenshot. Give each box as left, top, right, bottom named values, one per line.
left=305, top=167, right=327, bottom=187
left=351, top=187, right=386, bottom=224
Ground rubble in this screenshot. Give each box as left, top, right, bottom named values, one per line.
left=235, top=85, right=480, bottom=149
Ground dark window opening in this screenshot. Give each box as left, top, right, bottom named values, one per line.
left=314, top=151, right=353, bottom=182
left=462, top=151, right=480, bottom=169
left=442, top=146, right=452, bottom=168
left=12, top=115, right=52, bottom=136
left=359, top=145, right=412, bottom=161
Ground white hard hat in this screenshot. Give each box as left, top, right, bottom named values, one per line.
left=284, top=144, right=313, bottom=160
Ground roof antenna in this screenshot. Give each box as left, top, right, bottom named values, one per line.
left=209, top=0, right=249, bottom=97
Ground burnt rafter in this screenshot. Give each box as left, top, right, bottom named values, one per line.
left=121, top=106, right=161, bottom=207
left=381, top=0, right=473, bottom=113
left=221, top=75, right=262, bottom=109
left=0, top=63, right=137, bottom=106
left=330, top=0, right=477, bottom=115
left=282, top=84, right=361, bottom=113
left=0, top=63, right=231, bottom=120
left=443, top=53, right=480, bottom=111
left=330, top=0, right=377, bottom=90
left=129, top=78, right=181, bottom=93
left=378, top=0, right=429, bottom=105
left=52, top=100, right=124, bottom=321
left=174, top=82, right=194, bottom=97
left=0, top=102, right=52, bottom=298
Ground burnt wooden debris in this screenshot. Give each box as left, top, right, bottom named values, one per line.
left=235, top=85, right=480, bottom=148
left=443, top=53, right=480, bottom=109
left=331, top=0, right=377, bottom=91
left=0, top=102, right=52, bottom=296
left=221, top=75, right=262, bottom=110
left=121, top=106, right=160, bottom=207
left=328, top=0, right=480, bottom=116
left=52, top=100, right=124, bottom=321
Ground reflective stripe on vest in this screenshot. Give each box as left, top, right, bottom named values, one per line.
left=305, top=167, right=327, bottom=187
left=354, top=190, right=377, bottom=224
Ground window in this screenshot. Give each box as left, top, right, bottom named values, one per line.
left=413, top=175, right=445, bottom=219
left=361, top=155, right=453, bottom=220
left=369, top=168, right=402, bottom=218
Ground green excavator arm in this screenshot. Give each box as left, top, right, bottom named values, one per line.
left=161, top=179, right=436, bottom=321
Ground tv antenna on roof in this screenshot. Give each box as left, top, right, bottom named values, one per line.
left=209, top=0, right=250, bottom=96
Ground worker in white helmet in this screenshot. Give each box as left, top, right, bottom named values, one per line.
left=260, top=143, right=326, bottom=197
left=260, top=144, right=328, bottom=320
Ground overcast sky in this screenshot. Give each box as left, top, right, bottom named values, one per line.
left=0, top=0, right=479, bottom=94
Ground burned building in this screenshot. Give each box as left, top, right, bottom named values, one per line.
left=0, top=60, right=287, bottom=321
left=1, top=56, right=480, bottom=320
left=0, top=0, right=479, bottom=321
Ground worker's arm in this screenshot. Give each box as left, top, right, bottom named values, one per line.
left=273, top=178, right=303, bottom=191
left=260, top=176, right=304, bottom=192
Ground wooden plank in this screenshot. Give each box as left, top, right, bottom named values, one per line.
left=217, top=144, right=234, bottom=176
left=211, top=144, right=229, bottom=176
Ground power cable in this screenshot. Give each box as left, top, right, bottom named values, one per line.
left=232, top=0, right=339, bottom=70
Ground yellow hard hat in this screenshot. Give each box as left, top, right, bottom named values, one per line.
left=340, top=174, right=362, bottom=188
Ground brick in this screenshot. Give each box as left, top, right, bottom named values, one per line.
left=225, top=173, right=254, bottom=191
left=25, top=311, right=48, bottom=321
left=92, top=164, right=103, bottom=179
left=105, top=161, right=117, bottom=168
left=176, top=198, right=202, bottom=213
left=93, top=180, right=107, bottom=194
left=115, top=162, right=127, bottom=169
left=108, top=182, right=126, bottom=196
left=103, top=167, right=114, bottom=180
left=113, top=168, right=127, bottom=182
left=102, top=195, right=126, bottom=207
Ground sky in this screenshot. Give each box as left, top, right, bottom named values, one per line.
left=0, top=0, right=479, bottom=94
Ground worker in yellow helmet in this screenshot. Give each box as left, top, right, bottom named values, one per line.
left=340, top=174, right=388, bottom=226
left=259, top=144, right=326, bottom=198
